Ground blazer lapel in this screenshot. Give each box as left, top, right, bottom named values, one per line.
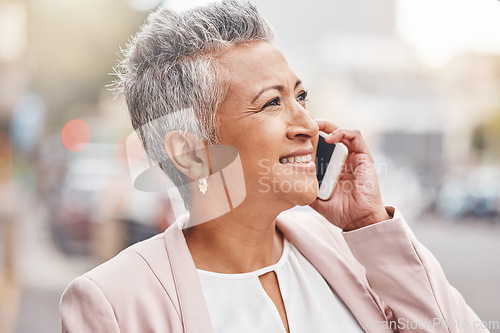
left=163, top=218, right=214, bottom=333
left=161, top=211, right=391, bottom=333
left=276, top=212, right=390, bottom=333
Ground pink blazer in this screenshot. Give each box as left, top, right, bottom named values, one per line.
left=60, top=208, right=487, bottom=332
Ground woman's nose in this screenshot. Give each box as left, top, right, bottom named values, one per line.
left=286, top=104, right=319, bottom=140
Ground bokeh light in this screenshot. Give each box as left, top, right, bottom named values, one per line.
left=60, top=119, right=91, bottom=152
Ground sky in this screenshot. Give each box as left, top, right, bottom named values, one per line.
left=396, top=0, right=500, bottom=67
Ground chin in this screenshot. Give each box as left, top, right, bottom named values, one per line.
left=288, top=185, right=319, bottom=207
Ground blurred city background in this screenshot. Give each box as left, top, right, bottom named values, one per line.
left=1, top=0, right=499, bottom=332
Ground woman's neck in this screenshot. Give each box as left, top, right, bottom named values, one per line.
left=182, top=200, right=287, bottom=274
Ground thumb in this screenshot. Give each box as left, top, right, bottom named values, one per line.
left=309, top=197, right=324, bottom=214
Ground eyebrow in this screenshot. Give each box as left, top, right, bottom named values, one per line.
left=251, top=80, right=302, bottom=103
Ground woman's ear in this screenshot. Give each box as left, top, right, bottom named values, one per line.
left=164, top=131, right=210, bottom=181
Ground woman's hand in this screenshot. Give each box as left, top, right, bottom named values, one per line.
left=309, top=119, right=391, bottom=231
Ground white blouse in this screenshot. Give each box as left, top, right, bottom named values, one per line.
left=197, top=237, right=364, bottom=333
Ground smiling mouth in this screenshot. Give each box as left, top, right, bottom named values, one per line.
left=279, top=154, right=312, bottom=164
left=278, top=153, right=316, bottom=173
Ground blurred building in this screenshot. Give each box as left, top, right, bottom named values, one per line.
left=438, top=52, right=500, bottom=164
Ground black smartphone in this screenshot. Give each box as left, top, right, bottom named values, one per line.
left=316, top=132, right=348, bottom=200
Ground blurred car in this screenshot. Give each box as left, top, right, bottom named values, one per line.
left=436, top=166, right=500, bottom=219
left=49, top=144, right=124, bottom=255
left=49, top=143, right=183, bottom=257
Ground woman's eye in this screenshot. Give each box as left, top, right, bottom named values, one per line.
left=262, top=97, right=281, bottom=109
left=297, top=90, right=308, bottom=101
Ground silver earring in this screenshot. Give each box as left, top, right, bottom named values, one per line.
left=198, top=176, right=207, bottom=195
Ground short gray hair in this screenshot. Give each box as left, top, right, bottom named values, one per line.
left=112, top=0, right=274, bottom=210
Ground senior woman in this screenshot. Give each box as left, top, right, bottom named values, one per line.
left=60, top=1, right=486, bottom=332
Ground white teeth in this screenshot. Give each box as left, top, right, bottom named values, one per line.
left=280, top=154, right=312, bottom=164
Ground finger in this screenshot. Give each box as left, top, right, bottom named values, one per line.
left=309, top=197, right=321, bottom=213
left=326, top=128, right=370, bottom=154
left=309, top=195, right=330, bottom=212
left=315, top=119, right=340, bottom=135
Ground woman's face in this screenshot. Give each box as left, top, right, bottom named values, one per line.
left=216, top=40, right=319, bottom=209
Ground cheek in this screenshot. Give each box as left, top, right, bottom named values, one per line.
left=217, top=113, right=288, bottom=173
left=252, top=117, right=287, bottom=143
left=227, top=119, right=286, bottom=153
left=237, top=135, right=285, bottom=183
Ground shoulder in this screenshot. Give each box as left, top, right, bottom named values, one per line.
left=82, top=233, right=169, bottom=288
left=60, top=231, right=182, bottom=331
